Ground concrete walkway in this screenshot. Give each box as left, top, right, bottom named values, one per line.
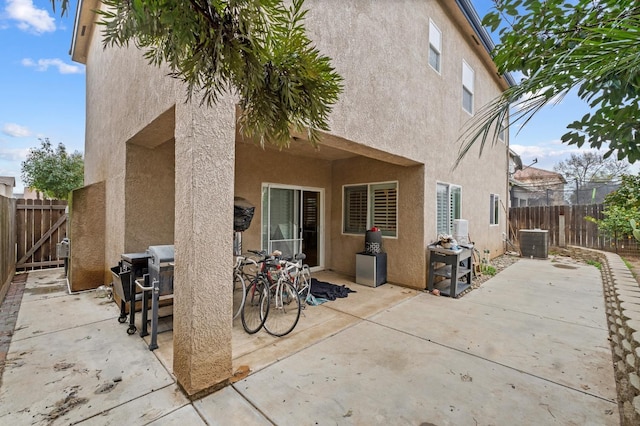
left=0, top=257, right=619, bottom=425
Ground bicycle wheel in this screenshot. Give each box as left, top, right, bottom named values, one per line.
left=241, top=277, right=269, bottom=334
left=232, top=272, right=246, bottom=320
left=263, top=280, right=301, bottom=337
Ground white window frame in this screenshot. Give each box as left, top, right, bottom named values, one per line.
left=462, top=60, right=474, bottom=115
left=436, top=182, right=462, bottom=236
left=490, top=193, right=500, bottom=225
left=498, top=120, right=507, bottom=142
left=428, top=20, right=442, bottom=73
left=343, top=181, right=398, bottom=238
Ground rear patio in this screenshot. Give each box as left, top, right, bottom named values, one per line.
left=0, top=255, right=626, bottom=425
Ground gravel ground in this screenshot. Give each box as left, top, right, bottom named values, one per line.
left=470, top=252, right=522, bottom=289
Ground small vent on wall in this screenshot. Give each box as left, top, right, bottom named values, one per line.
left=471, top=34, right=480, bottom=45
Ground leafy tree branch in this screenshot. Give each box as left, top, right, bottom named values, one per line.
left=54, top=0, right=342, bottom=148
left=456, top=0, right=640, bottom=167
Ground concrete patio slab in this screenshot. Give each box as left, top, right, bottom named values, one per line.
left=0, top=269, right=179, bottom=425
left=235, top=320, right=617, bottom=425
left=0, top=257, right=624, bottom=425
left=196, top=386, right=271, bottom=424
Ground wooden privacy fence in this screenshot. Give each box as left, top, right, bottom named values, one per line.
left=1, top=195, right=16, bottom=290
left=509, top=204, right=640, bottom=257
left=15, top=198, right=68, bottom=270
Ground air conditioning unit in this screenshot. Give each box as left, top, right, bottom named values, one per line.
left=453, top=219, right=469, bottom=244
left=519, top=229, right=548, bottom=259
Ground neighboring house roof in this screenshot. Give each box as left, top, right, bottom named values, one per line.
left=0, top=176, right=16, bottom=187
left=513, top=166, right=567, bottom=186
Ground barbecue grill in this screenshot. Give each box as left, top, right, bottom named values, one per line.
left=137, top=245, right=175, bottom=350
left=118, top=252, right=151, bottom=335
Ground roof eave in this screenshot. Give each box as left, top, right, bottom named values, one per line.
left=69, top=0, right=100, bottom=64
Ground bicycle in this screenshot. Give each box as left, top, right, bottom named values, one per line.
left=240, top=251, right=274, bottom=334
left=286, top=253, right=313, bottom=305
left=233, top=254, right=258, bottom=320
left=262, top=254, right=302, bottom=337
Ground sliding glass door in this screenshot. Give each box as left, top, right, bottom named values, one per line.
left=262, top=184, right=322, bottom=268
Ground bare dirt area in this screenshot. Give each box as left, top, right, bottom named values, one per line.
left=621, top=256, right=640, bottom=285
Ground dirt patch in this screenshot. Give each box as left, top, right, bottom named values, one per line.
left=25, top=284, right=67, bottom=295
left=621, top=256, right=640, bottom=285
left=552, top=264, right=578, bottom=269
left=44, top=386, right=88, bottom=425
left=94, top=381, right=118, bottom=394
left=11, top=273, right=28, bottom=283
left=53, top=362, right=75, bottom=371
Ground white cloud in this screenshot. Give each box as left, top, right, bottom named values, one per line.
left=0, top=147, right=30, bottom=162
left=2, top=123, right=32, bottom=138
left=511, top=140, right=610, bottom=171
left=22, top=58, right=83, bottom=74
left=5, top=0, right=56, bottom=33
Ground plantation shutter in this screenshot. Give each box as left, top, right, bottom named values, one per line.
left=344, top=185, right=367, bottom=233
left=451, top=186, right=461, bottom=227
left=436, top=183, right=449, bottom=235
left=370, top=183, right=397, bottom=237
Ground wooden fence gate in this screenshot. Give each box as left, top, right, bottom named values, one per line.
left=15, top=198, right=68, bottom=270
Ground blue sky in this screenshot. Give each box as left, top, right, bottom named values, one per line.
left=0, top=0, right=84, bottom=193
left=0, top=0, right=633, bottom=193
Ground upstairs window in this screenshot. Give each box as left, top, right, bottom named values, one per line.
left=429, top=20, right=442, bottom=73
left=462, top=61, right=474, bottom=114
left=344, top=182, right=398, bottom=237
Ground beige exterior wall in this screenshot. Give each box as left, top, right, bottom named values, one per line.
left=73, top=0, right=510, bottom=395
left=69, top=181, right=106, bottom=291
left=331, top=157, right=425, bottom=288
left=304, top=0, right=509, bottom=259
left=83, top=10, right=179, bottom=269
left=234, top=142, right=333, bottom=258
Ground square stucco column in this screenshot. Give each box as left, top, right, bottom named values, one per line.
left=173, top=97, right=235, bottom=396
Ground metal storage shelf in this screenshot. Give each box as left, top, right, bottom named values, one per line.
left=428, top=245, right=473, bottom=298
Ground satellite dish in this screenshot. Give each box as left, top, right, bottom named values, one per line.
left=514, top=155, right=523, bottom=171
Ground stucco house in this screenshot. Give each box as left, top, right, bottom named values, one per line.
left=70, top=0, right=512, bottom=395
left=512, top=166, right=567, bottom=206
left=0, top=177, right=15, bottom=198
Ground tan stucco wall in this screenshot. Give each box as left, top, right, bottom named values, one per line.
left=173, top=98, right=236, bottom=395
left=124, top=138, right=175, bottom=253
left=234, top=141, right=333, bottom=260
left=304, top=0, right=509, bottom=262
left=69, top=181, right=105, bottom=291
left=331, top=157, right=425, bottom=288
left=76, top=0, right=510, bottom=394
left=83, top=6, right=179, bottom=271
left=82, top=3, right=235, bottom=395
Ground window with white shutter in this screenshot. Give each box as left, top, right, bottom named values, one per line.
left=344, top=185, right=367, bottom=234
left=462, top=60, right=474, bottom=114
left=437, top=182, right=462, bottom=235
left=429, top=20, right=442, bottom=73
left=490, top=194, right=499, bottom=225
left=343, top=182, right=398, bottom=237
